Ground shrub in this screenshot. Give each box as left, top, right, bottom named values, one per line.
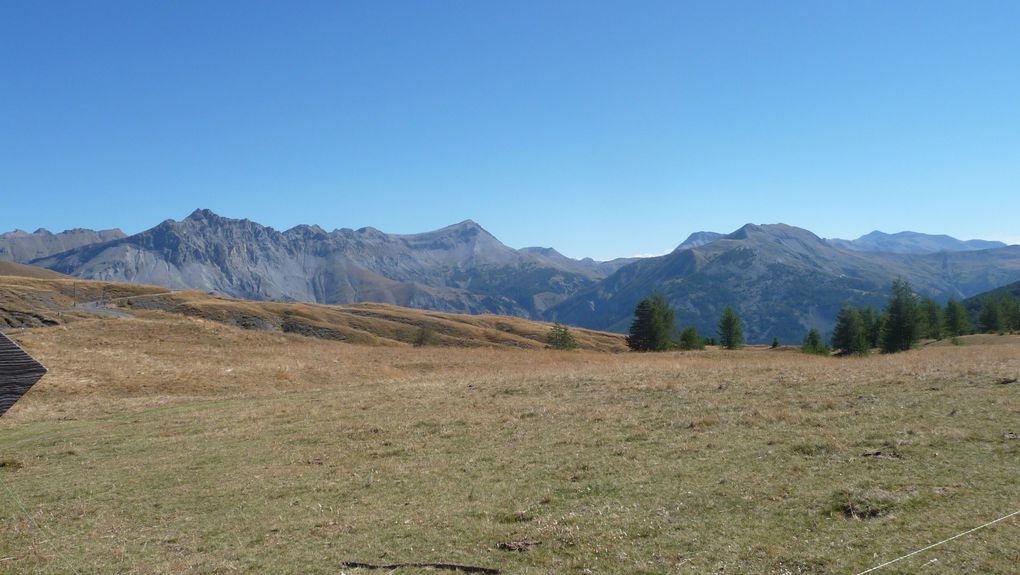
left=801, top=329, right=830, bottom=355
left=546, top=323, right=578, bottom=350
left=677, top=326, right=705, bottom=350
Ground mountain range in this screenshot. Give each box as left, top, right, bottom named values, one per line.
left=3, top=210, right=1018, bottom=343
left=0, top=227, right=126, bottom=262
left=827, top=230, right=1006, bottom=254
left=549, top=224, right=1020, bottom=343
left=27, top=210, right=635, bottom=319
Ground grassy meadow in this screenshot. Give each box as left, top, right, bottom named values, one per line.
left=1, top=316, right=1018, bottom=574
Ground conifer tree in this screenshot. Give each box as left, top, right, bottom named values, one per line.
left=677, top=326, right=705, bottom=350
left=547, top=323, right=578, bottom=350
left=858, top=306, right=884, bottom=348
left=771, top=336, right=780, bottom=349
left=1003, top=295, right=1020, bottom=332
left=717, top=306, right=744, bottom=350
left=831, top=304, right=868, bottom=355
left=978, top=297, right=1002, bottom=333
left=880, top=279, right=919, bottom=353
left=627, top=294, right=676, bottom=351
left=944, top=298, right=971, bottom=337
left=919, top=297, right=944, bottom=340
left=801, top=329, right=829, bottom=355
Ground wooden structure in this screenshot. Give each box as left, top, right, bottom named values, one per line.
left=0, top=332, right=47, bottom=418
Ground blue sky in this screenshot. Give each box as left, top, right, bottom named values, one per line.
left=2, top=1, right=1018, bottom=259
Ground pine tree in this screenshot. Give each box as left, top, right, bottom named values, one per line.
left=627, top=294, right=676, bottom=351
left=978, top=297, right=1002, bottom=333
left=943, top=298, right=971, bottom=337
left=717, top=306, right=744, bottom=350
left=547, top=323, right=578, bottom=350
left=859, top=306, right=883, bottom=348
left=1003, top=294, right=1020, bottom=332
left=831, top=305, right=868, bottom=355
left=677, top=326, right=705, bottom=350
left=919, top=297, right=944, bottom=340
left=880, top=279, right=919, bottom=353
left=771, top=336, right=780, bottom=349
left=801, top=329, right=830, bottom=355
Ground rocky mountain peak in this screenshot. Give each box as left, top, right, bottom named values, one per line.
left=185, top=208, right=222, bottom=222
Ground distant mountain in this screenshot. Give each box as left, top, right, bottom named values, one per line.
left=10, top=213, right=1020, bottom=343
left=31, top=209, right=612, bottom=319
left=0, top=228, right=125, bottom=262
left=827, top=231, right=1007, bottom=254
left=674, top=231, right=724, bottom=251
left=549, top=223, right=1020, bottom=344
left=519, top=247, right=640, bottom=276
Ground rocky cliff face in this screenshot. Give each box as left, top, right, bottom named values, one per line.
left=34, top=209, right=603, bottom=318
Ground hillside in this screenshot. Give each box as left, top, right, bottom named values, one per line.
left=961, top=279, right=1020, bottom=321
left=963, top=279, right=1020, bottom=304
left=550, top=223, right=1020, bottom=343
left=0, top=260, right=69, bottom=279
left=0, top=275, right=625, bottom=351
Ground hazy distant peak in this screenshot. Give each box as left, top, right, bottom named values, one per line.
left=829, top=230, right=1008, bottom=254
left=674, top=231, right=723, bottom=251
left=438, top=219, right=486, bottom=234
left=520, top=246, right=564, bottom=257
left=0, top=226, right=127, bottom=263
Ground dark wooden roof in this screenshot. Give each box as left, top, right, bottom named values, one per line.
left=0, top=332, right=47, bottom=418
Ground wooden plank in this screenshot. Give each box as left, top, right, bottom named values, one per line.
left=0, top=332, right=47, bottom=418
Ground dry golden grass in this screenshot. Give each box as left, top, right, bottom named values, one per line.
left=0, top=262, right=68, bottom=280
left=1, top=315, right=1018, bottom=574
left=0, top=276, right=626, bottom=351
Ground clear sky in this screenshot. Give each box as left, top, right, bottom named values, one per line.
left=2, top=1, right=1018, bottom=260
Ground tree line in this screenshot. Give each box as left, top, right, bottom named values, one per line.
left=817, top=279, right=1020, bottom=356
left=613, top=279, right=1020, bottom=355
left=625, top=294, right=744, bottom=351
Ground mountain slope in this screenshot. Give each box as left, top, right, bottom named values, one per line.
left=827, top=231, right=1007, bottom=254
left=961, top=279, right=1020, bottom=321
left=32, top=210, right=605, bottom=319
left=0, top=274, right=626, bottom=350
left=550, top=223, right=1020, bottom=343
left=0, top=261, right=69, bottom=280
left=0, top=228, right=125, bottom=262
